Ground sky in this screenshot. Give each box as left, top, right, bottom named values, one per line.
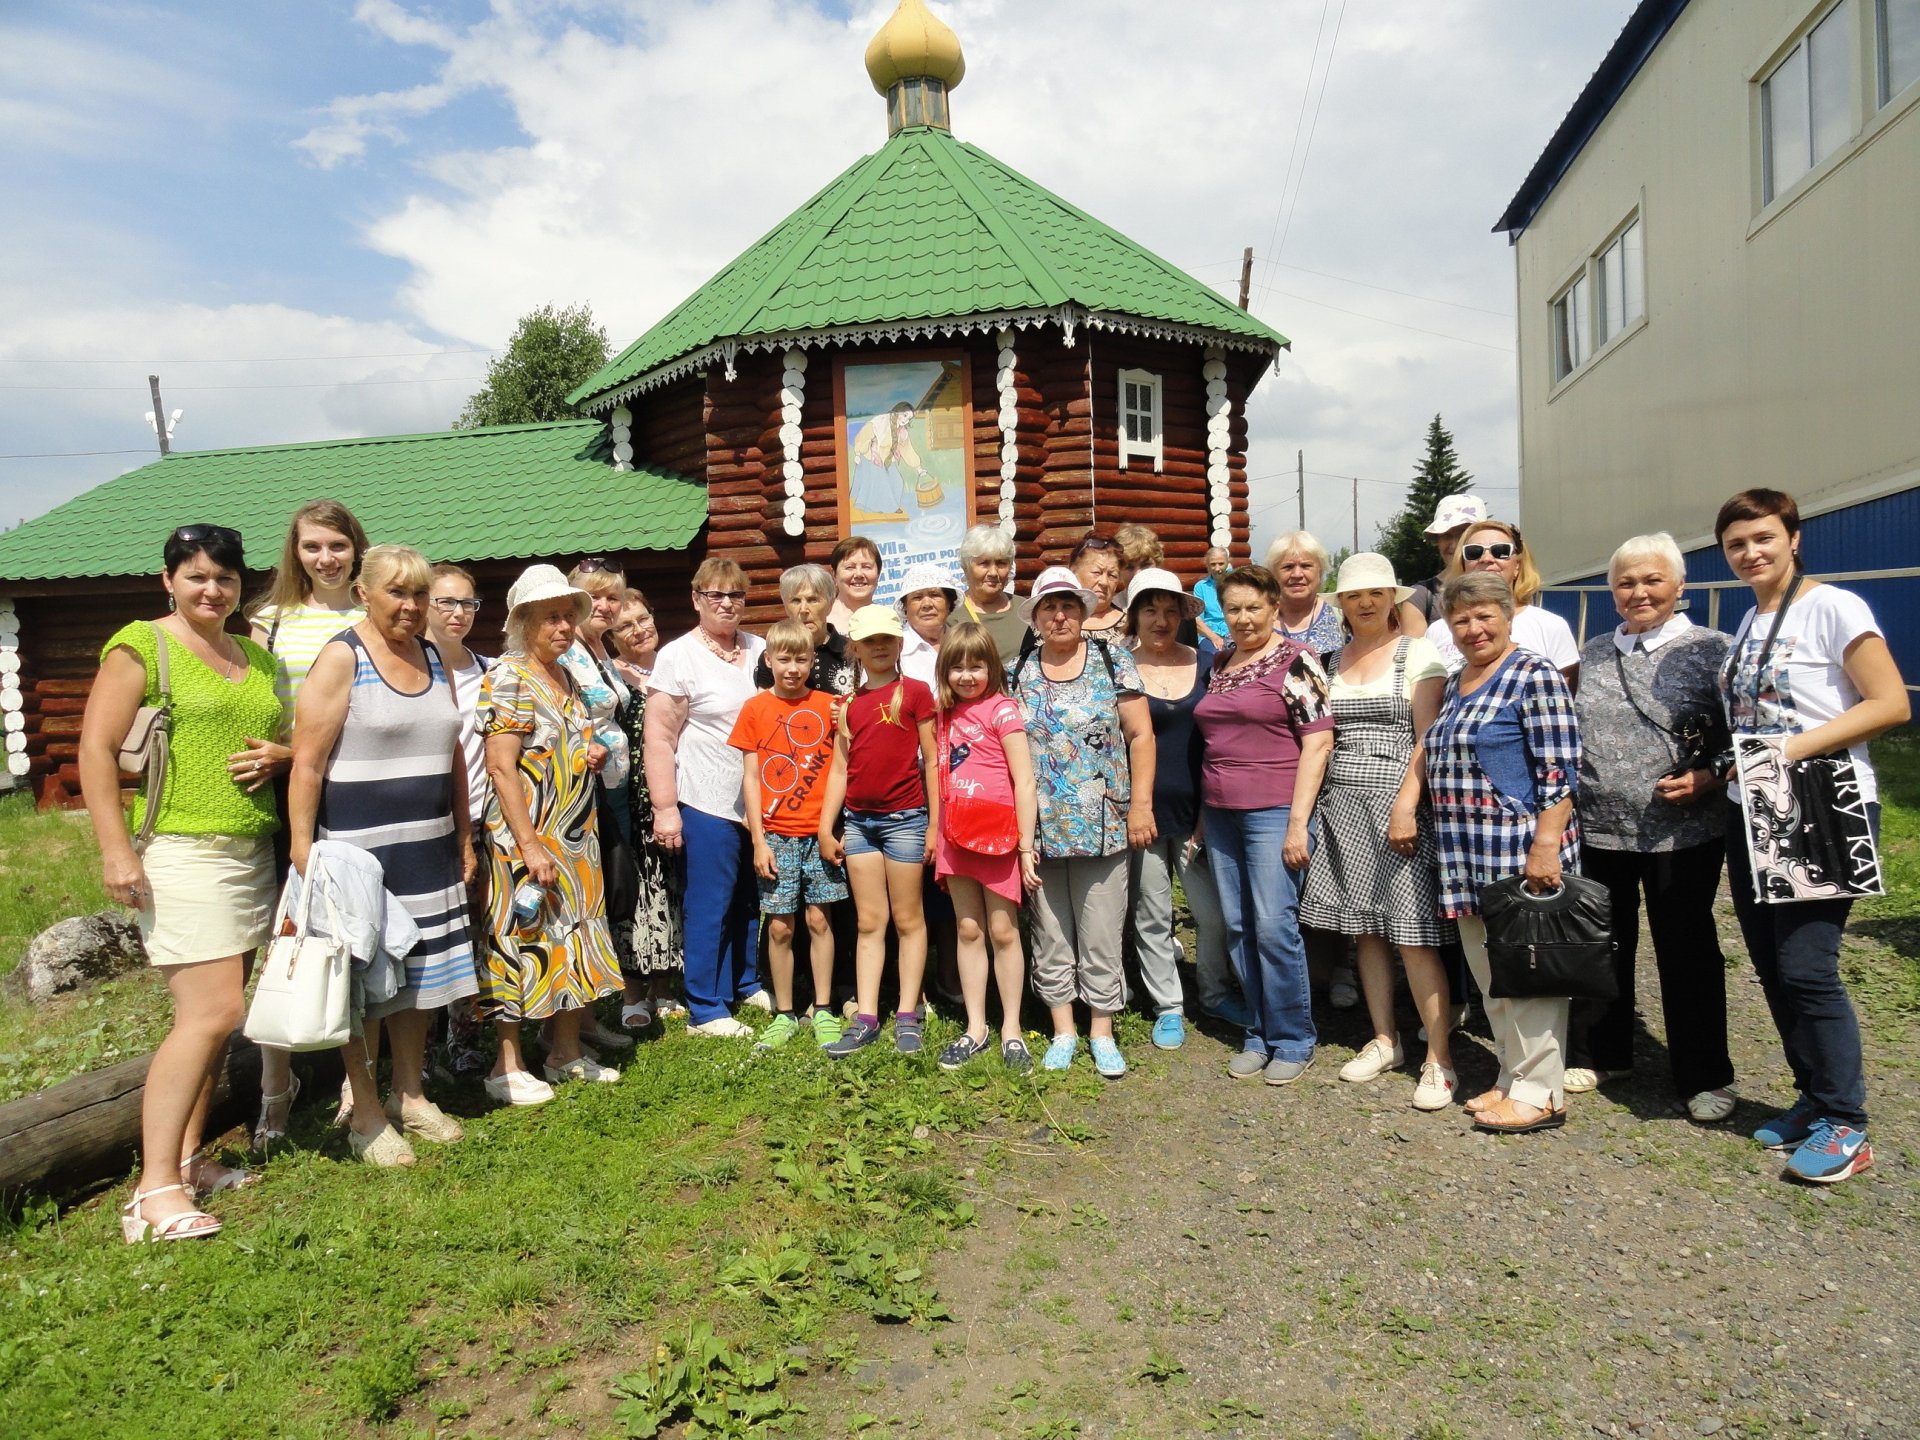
left=0, top=0, right=1639, bottom=564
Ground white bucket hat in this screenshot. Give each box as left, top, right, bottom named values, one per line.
left=892, top=561, right=961, bottom=614
left=1018, top=566, right=1100, bottom=627
left=1331, top=552, right=1414, bottom=605
left=503, top=563, right=591, bottom=632
left=1122, top=566, right=1203, bottom=619
left=1425, top=494, right=1489, bottom=535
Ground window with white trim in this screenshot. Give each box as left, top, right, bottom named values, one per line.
left=1880, top=0, right=1920, bottom=105
left=1596, top=218, right=1645, bottom=345
left=1117, top=368, right=1163, bottom=471
left=1762, top=4, right=1852, bottom=203
left=1549, top=208, right=1646, bottom=385
left=1550, top=273, right=1591, bottom=383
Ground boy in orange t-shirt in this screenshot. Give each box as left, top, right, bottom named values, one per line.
left=727, top=620, right=848, bottom=1048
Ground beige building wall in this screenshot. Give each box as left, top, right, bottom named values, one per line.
left=1515, top=0, right=1920, bottom=582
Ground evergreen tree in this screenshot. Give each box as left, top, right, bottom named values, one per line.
left=455, top=303, right=611, bottom=429
left=1375, top=414, right=1474, bottom=583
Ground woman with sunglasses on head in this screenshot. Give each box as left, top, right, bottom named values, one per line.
left=247, top=498, right=370, bottom=1148
left=82, top=524, right=284, bottom=1241
left=645, top=559, right=772, bottom=1037
left=1716, top=489, right=1907, bottom=1184
left=1432, top=521, right=1580, bottom=691
left=608, top=589, right=686, bottom=1024
left=1069, top=532, right=1127, bottom=638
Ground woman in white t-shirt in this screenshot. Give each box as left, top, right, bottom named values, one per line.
left=644, top=558, right=770, bottom=1038
left=1430, top=521, right=1580, bottom=689
left=1715, top=489, right=1908, bottom=1185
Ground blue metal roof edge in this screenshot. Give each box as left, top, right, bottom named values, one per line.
left=1491, top=0, right=1691, bottom=241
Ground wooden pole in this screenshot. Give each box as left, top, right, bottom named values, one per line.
left=1297, top=450, right=1305, bottom=533
left=148, top=374, right=170, bottom=457
left=1238, top=247, right=1254, bottom=310
left=1352, top=476, right=1359, bottom=553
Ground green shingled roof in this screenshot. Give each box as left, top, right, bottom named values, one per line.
left=0, top=420, right=705, bottom=583
left=571, top=126, right=1289, bottom=407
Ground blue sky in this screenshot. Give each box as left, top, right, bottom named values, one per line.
left=0, top=0, right=1636, bottom=558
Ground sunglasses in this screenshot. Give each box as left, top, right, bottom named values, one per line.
left=575, top=555, right=618, bottom=573
left=430, top=597, right=482, bottom=614
left=696, top=589, right=748, bottom=605
left=1462, top=543, right=1517, bottom=563
left=1077, top=535, right=1118, bottom=551
left=171, top=524, right=243, bottom=548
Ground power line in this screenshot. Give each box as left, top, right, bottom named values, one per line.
left=0, top=348, right=497, bottom=365
left=1264, top=288, right=1514, bottom=352
left=1258, top=0, right=1331, bottom=302
left=0, top=448, right=153, bottom=461
left=0, top=375, right=488, bottom=392
left=1271, top=0, right=1346, bottom=270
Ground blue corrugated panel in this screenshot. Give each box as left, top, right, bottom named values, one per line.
left=1537, top=488, right=1918, bottom=682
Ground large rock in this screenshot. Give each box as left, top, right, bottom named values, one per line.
left=7, top=912, right=147, bottom=1004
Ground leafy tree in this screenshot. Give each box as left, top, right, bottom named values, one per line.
left=455, top=303, right=611, bottom=429
left=1375, top=414, right=1475, bottom=584
left=1322, top=546, right=1353, bottom=588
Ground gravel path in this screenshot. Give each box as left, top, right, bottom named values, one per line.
left=802, top=902, right=1920, bottom=1439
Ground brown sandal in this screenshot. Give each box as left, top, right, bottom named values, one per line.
left=1463, top=1087, right=1506, bottom=1114
left=1473, top=1097, right=1565, bottom=1134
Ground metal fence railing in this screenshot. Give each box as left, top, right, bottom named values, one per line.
left=1539, top=566, right=1920, bottom=693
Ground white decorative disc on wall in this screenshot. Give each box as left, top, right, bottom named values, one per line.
left=780, top=403, right=802, bottom=425
left=613, top=441, right=635, bottom=463
left=7, top=753, right=28, bottom=777
left=0, top=652, right=18, bottom=675
left=998, top=501, right=1016, bottom=522
left=998, top=411, right=1018, bottom=436
left=997, top=347, right=1016, bottom=369
left=999, top=478, right=1017, bottom=500
left=782, top=368, right=805, bottom=390
left=784, top=478, right=806, bottom=499
left=1201, top=360, right=1227, bottom=382
left=1206, top=396, right=1231, bottom=418
left=1000, top=459, right=1018, bottom=481
left=611, top=405, right=633, bottom=426
left=779, top=423, right=803, bottom=448
left=783, top=497, right=806, bottom=518
left=995, top=366, right=1014, bottom=390
left=997, top=387, right=1017, bottom=414
left=783, top=349, right=807, bottom=371
left=779, top=386, right=803, bottom=407
left=5, top=731, right=23, bottom=753
left=1207, top=463, right=1230, bottom=485
left=782, top=460, right=804, bottom=482
left=611, top=424, right=632, bottom=445
left=784, top=515, right=805, bottom=537
left=1000, top=441, right=1019, bottom=465
left=0, top=690, right=21, bottom=713
left=999, top=517, right=1015, bottom=536
left=1211, top=527, right=1232, bottom=550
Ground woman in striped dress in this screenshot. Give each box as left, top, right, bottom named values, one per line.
left=290, top=545, right=477, bottom=1167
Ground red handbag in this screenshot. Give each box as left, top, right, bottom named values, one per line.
left=938, top=715, right=1019, bottom=856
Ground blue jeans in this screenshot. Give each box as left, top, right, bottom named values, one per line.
left=1725, top=806, right=1874, bottom=1128
left=681, top=805, right=761, bottom=1024
left=843, top=807, right=929, bottom=863
left=1206, top=804, right=1315, bottom=1062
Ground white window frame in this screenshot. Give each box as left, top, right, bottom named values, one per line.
left=1879, top=0, right=1920, bottom=106
left=1760, top=2, right=1854, bottom=204
left=1117, top=367, right=1163, bottom=471
left=1549, top=275, right=1590, bottom=384
left=1595, top=215, right=1645, bottom=347
left=1548, top=205, right=1647, bottom=391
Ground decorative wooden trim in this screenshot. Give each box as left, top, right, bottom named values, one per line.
left=1116, top=366, right=1163, bottom=473
left=0, top=596, right=24, bottom=787
left=1202, top=347, right=1233, bottom=552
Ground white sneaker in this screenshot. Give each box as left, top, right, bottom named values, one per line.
left=1417, top=1003, right=1470, bottom=1042
left=1337, top=1037, right=1405, bottom=1082
left=1563, top=1067, right=1617, bottom=1094
left=1329, top=966, right=1360, bottom=1009
left=484, top=1070, right=555, bottom=1107
left=1686, top=1087, right=1736, bottom=1124
left=739, top=989, right=774, bottom=1013
left=1411, top=1061, right=1458, bottom=1111
left=544, top=1055, right=621, bottom=1085
left=689, top=1015, right=755, bottom=1039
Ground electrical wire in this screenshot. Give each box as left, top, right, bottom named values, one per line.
left=0, top=348, right=497, bottom=365
left=0, top=448, right=154, bottom=461
left=0, top=375, right=488, bottom=392
left=1270, top=0, right=1347, bottom=271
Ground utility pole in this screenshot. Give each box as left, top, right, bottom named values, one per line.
left=1352, top=477, right=1360, bottom=553
left=1238, top=247, right=1254, bottom=310
left=1297, top=450, right=1305, bottom=532
left=148, top=375, right=171, bottom=457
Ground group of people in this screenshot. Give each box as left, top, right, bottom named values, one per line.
left=83, top=484, right=1905, bottom=1243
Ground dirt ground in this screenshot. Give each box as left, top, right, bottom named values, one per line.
left=797, top=906, right=1920, bottom=1440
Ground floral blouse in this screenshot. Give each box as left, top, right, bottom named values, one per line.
left=1012, top=639, right=1144, bottom=860
left=1424, top=649, right=1581, bottom=918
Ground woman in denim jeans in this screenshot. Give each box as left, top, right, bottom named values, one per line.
left=1193, top=565, right=1334, bottom=1086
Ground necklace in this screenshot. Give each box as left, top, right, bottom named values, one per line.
left=698, top=628, right=744, bottom=664
left=1134, top=646, right=1194, bottom=699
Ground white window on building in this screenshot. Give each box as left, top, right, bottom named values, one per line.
left=1763, top=4, right=1853, bottom=202
left=1551, top=273, right=1591, bottom=383
left=1596, top=217, right=1645, bottom=345
left=1880, top=0, right=1920, bottom=104
left=1117, top=367, right=1163, bottom=471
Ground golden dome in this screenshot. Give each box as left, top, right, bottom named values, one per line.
left=864, top=0, right=966, bottom=96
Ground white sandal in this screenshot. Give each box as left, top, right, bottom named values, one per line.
left=121, top=1183, right=221, bottom=1244
left=181, top=1154, right=258, bottom=1198
left=252, top=1073, right=301, bottom=1152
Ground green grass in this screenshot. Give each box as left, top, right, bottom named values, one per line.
left=1849, top=729, right=1920, bottom=1032
left=0, top=792, right=108, bottom=978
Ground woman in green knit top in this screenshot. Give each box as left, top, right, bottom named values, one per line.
left=80, top=525, right=287, bottom=1243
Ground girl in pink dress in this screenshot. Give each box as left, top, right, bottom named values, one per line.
left=932, top=623, right=1038, bottom=1072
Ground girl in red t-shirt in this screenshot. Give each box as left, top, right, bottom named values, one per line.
left=927, top=623, right=1039, bottom=1073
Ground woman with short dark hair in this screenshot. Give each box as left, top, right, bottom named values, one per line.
left=826, top=536, right=883, bottom=635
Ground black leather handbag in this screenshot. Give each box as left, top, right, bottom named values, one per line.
left=1479, top=873, right=1618, bottom=1001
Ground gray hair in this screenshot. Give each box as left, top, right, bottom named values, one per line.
left=1264, top=530, right=1331, bottom=577
left=779, top=563, right=835, bottom=605
left=957, top=523, right=1015, bottom=568
left=1608, top=531, right=1686, bottom=585
left=1442, top=571, right=1517, bottom=620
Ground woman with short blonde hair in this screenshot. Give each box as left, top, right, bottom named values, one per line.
left=1435, top=521, right=1579, bottom=688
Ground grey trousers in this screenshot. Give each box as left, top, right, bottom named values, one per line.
left=1031, top=853, right=1129, bottom=1013
left=1128, top=837, right=1232, bottom=1014
left=1458, top=914, right=1569, bottom=1110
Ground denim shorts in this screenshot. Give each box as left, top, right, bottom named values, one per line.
left=759, top=832, right=849, bottom=914
left=842, top=807, right=930, bottom=864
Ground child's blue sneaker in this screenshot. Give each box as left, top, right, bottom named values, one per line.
left=825, top=1020, right=880, bottom=1058
left=1150, top=1012, right=1186, bottom=1050
left=1091, top=1036, right=1127, bottom=1079
left=1785, top=1120, right=1873, bottom=1184
left=1041, top=1034, right=1079, bottom=1071
left=1753, top=1095, right=1821, bottom=1151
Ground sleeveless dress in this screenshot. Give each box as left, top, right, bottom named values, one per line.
left=622, top=681, right=684, bottom=977
left=1298, top=637, right=1452, bottom=947
left=317, top=633, right=477, bottom=1016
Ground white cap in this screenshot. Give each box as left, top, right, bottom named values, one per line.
left=1425, top=494, right=1489, bottom=535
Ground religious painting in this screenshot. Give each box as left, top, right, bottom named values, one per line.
left=834, top=352, right=974, bottom=604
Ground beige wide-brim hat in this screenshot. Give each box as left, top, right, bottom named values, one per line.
left=503, top=563, right=591, bottom=631
left=1122, top=566, right=1203, bottom=619
left=1331, top=552, right=1415, bottom=605
left=1018, top=566, right=1100, bottom=627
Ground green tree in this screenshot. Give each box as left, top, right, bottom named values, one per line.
left=1375, top=414, right=1474, bottom=584
left=455, top=302, right=611, bottom=429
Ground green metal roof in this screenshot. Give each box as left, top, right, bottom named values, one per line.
left=571, top=126, right=1289, bottom=408
left=0, top=420, right=706, bottom=583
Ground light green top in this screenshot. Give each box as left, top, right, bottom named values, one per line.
left=103, top=621, right=284, bottom=838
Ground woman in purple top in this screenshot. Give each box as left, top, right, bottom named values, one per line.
left=1193, top=565, right=1334, bottom=1085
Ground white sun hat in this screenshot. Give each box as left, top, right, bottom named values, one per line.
left=1122, top=566, right=1203, bottom=619
left=1425, top=494, right=1489, bottom=535
left=1017, top=566, right=1100, bottom=627
left=1330, top=552, right=1414, bottom=605
left=503, top=563, right=591, bottom=631
left=891, top=561, right=962, bottom=614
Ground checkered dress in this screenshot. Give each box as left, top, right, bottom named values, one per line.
left=1424, top=649, right=1582, bottom=919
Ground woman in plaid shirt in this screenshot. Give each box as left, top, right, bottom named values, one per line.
left=1421, top=572, right=1581, bottom=1134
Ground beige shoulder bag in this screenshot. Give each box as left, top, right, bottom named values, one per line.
left=115, top=622, right=173, bottom=853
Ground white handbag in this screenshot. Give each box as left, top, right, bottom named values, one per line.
left=244, top=868, right=353, bottom=1052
